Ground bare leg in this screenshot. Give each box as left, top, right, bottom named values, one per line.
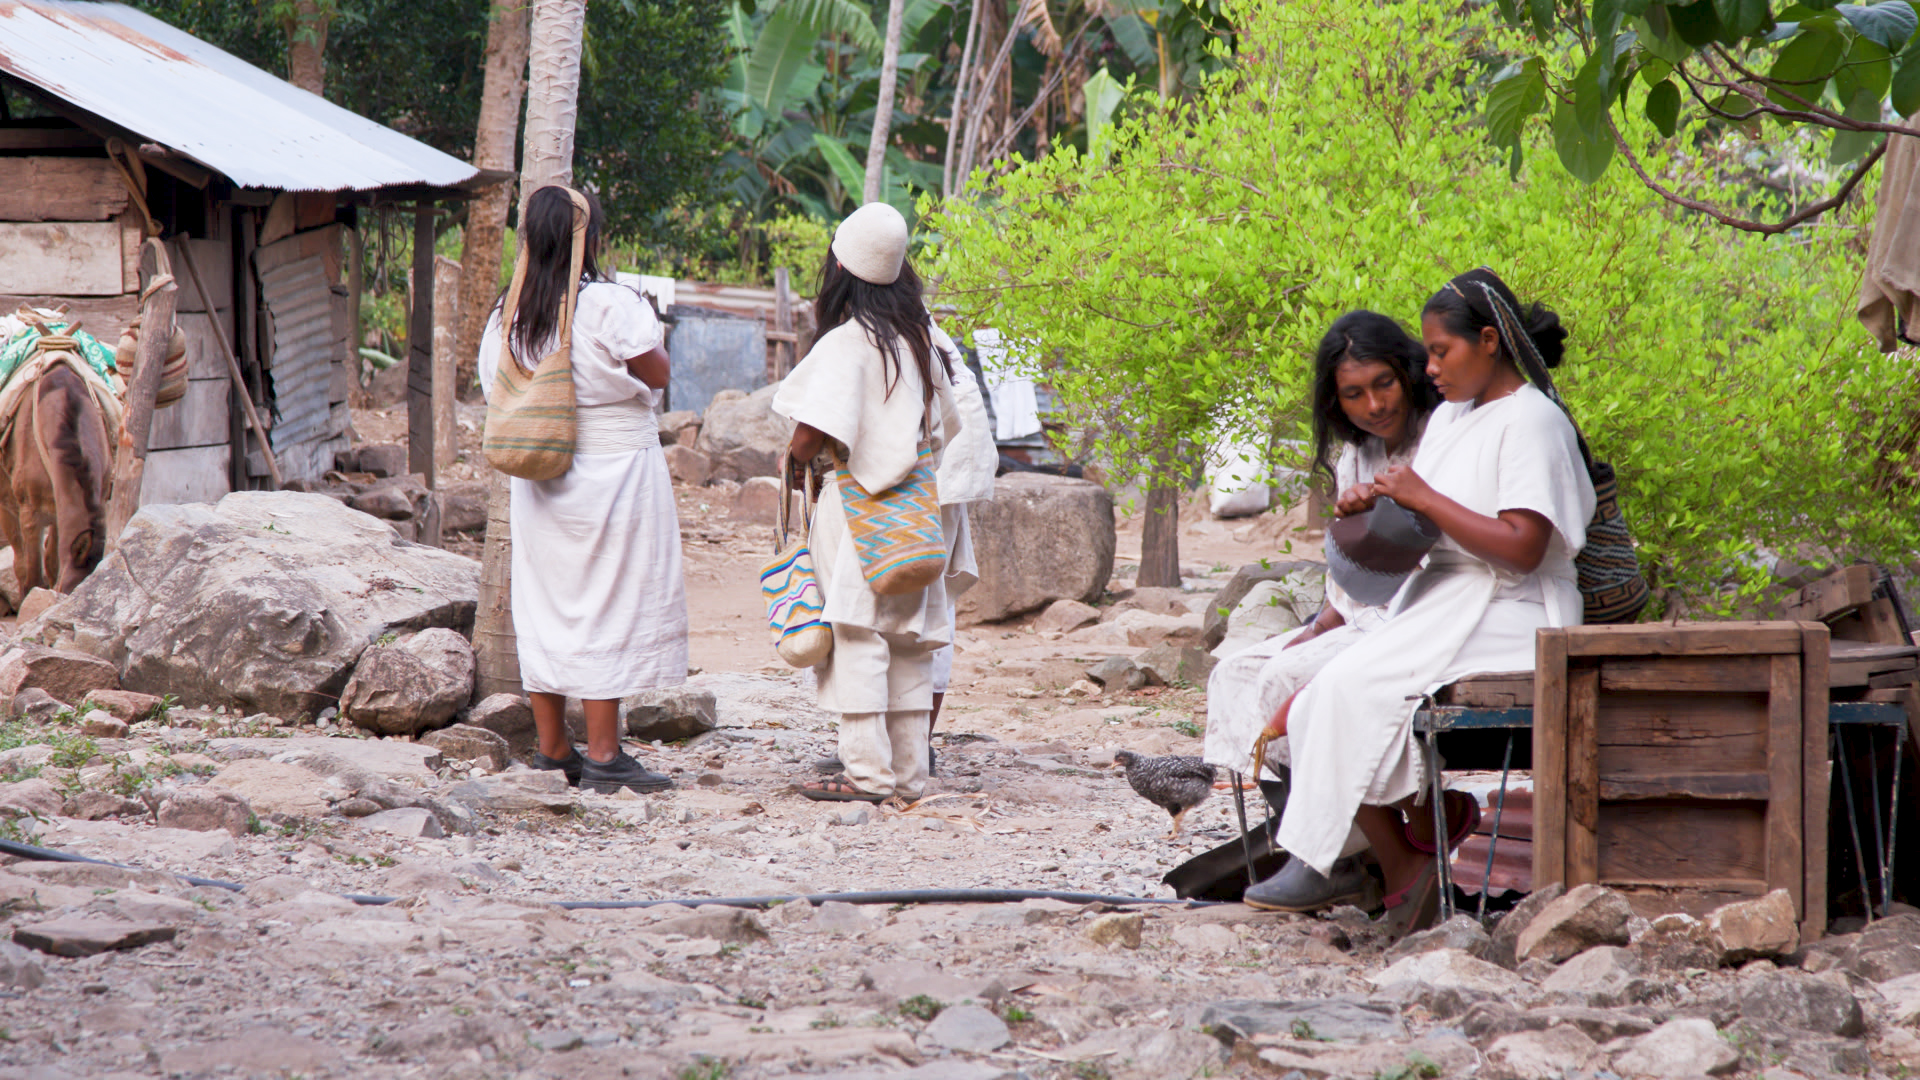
left=1356, top=802, right=1427, bottom=897
left=927, top=692, right=944, bottom=737
left=529, top=692, right=573, bottom=761
left=1166, top=806, right=1188, bottom=840
left=581, top=699, right=622, bottom=763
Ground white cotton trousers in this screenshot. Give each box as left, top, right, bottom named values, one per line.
left=818, top=624, right=934, bottom=797
left=840, top=710, right=931, bottom=800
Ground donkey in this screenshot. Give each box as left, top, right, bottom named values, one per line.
left=0, top=363, right=113, bottom=595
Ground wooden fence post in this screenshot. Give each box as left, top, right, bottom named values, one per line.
left=432, top=254, right=461, bottom=472
left=104, top=238, right=176, bottom=551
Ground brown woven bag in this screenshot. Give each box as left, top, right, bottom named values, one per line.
left=483, top=188, right=590, bottom=480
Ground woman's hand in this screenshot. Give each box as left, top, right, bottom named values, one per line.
left=1369, top=464, right=1438, bottom=515
left=1282, top=605, right=1345, bottom=649
left=787, top=423, right=826, bottom=487
left=1334, top=483, right=1377, bottom=517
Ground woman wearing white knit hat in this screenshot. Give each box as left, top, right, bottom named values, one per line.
left=773, top=203, right=994, bottom=802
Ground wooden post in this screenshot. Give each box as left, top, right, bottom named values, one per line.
left=1533, top=628, right=1570, bottom=889
left=408, top=208, right=436, bottom=487
left=773, top=266, right=795, bottom=380
left=1566, top=665, right=1601, bottom=886
left=1800, top=621, right=1831, bottom=942
left=432, top=254, right=461, bottom=472
left=473, top=475, right=521, bottom=698
left=104, top=238, right=176, bottom=550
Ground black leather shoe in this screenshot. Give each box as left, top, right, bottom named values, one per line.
left=531, top=748, right=583, bottom=787
left=1243, top=854, right=1379, bottom=913
left=581, top=750, right=674, bottom=794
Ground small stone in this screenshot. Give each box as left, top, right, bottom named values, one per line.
left=341, top=629, right=475, bottom=737
left=1633, top=911, right=1721, bottom=970
left=1484, top=1024, right=1600, bottom=1080
left=1609, top=1017, right=1739, bottom=1078
left=1488, top=884, right=1564, bottom=969
left=0, top=645, right=120, bottom=705
left=80, top=688, right=165, bottom=722
left=335, top=797, right=383, bottom=817
left=9, top=687, right=65, bottom=721
left=1842, top=913, right=1920, bottom=982
left=1384, top=913, right=1492, bottom=964
left=1035, top=598, right=1101, bottom=634
left=156, top=789, right=253, bottom=837
left=834, top=805, right=871, bottom=827
left=730, top=475, right=783, bottom=524
left=12, top=917, right=176, bottom=958
left=419, top=724, right=511, bottom=772
left=1135, top=641, right=1216, bottom=686
left=359, top=807, right=446, bottom=839
left=1065, top=679, right=1102, bottom=698
left=622, top=686, right=718, bottom=741
left=63, top=789, right=144, bottom=820
left=658, top=410, right=700, bottom=446
left=346, top=443, right=408, bottom=478
left=1086, top=655, right=1145, bottom=690
left=0, top=777, right=63, bottom=817
left=380, top=861, right=465, bottom=897
left=15, top=587, right=60, bottom=626
left=1706, top=888, right=1799, bottom=962
left=648, top=906, right=770, bottom=943
left=1733, top=970, right=1865, bottom=1036
left=0, top=940, right=46, bottom=988
left=662, top=444, right=712, bottom=486
left=922, top=1004, right=1011, bottom=1052
left=1201, top=998, right=1406, bottom=1044
left=1367, top=949, right=1529, bottom=998
left=1085, top=912, right=1144, bottom=949
left=465, top=694, right=536, bottom=759
left=205, top=759, right=329, bottom=819
left=1539, top=946, right=1655, bottom=1007
left=1514, top=883, right=1633, bottom=964
left=79, top=710, right=128, bottom=738
left=533, top=1029, right=583, bottom=1052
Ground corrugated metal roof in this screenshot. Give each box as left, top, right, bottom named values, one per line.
left=0, top=1, right=479, bottom=192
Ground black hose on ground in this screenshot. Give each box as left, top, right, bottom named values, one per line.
left=0, top=836, right=1212, bottom=910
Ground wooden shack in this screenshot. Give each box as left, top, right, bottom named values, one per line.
left=0, top=1, right=487, bottom=505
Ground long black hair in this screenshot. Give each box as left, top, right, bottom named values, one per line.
left=1309, top=310, right=1441, bottom=477
left=498, top=185, right=607, bottom=366
left=815, top=250, right=949, bottom=404
left=1421, top=267, right=1567, bottom=371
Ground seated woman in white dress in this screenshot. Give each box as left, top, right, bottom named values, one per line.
left=1200, top=311, right=1438, bottom=911
left=1255, top=267, right=1596, bottom=934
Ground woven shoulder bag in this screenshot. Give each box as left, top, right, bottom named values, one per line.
left=835, top=437, right=947, bottom=596
left=483, top=188, right=589, bottom=481
left=760, top=458, right=833, bottom=667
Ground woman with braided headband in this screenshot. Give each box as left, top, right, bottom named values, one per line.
left=1245, top=268, right=1595, bottom=933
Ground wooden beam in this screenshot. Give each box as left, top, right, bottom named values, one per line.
left=1565, top=623, right=1806, bottom=657
left=1597, top=772, right=1772, bottom=800
left=407, top=208, right=436, bottom=488
left=1766, top=653, right=1804, bottom=922
left=1567, top=665, right=1601, bottom=887
left=0, top=158, right=128, bottom=221
left=1601, top=655, right=1771, bottom=693
left=104, top=239, right=176, bottom=550
left=431, top=254, right=461, bottom=474
left=1801, top=621, right=1830, bottom=943
left=1785, top=564, right=1875, bottom=623
left=1533, top=629, right=1570, bottom=890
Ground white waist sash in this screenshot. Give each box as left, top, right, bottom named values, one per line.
left=574, top=398, right=659, bottom=454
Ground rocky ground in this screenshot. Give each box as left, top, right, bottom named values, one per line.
left=0, top=408, right=1916, bottom=1079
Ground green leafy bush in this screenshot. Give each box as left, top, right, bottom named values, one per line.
left=931, top=0, right=1920, bottom=612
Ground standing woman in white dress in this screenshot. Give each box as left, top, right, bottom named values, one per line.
left=773, top=203, right=989, bottom=803
left=1260, top=267, right=1595, bottom=934
left=478, top=185, right=688, bottom=794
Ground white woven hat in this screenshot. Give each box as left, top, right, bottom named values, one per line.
left=831, top=202, right=909, bottom=285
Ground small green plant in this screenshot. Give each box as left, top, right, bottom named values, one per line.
left=735, top=994, right=766, bottom=1010
left=897, top=995, right=944, bottom=1022
left=808, top=1013, right=843, bottom=1030
left=676, top=1058, right=729, bottom=1080
left=141, top=694, right=178, bottom=724
left=1375, top=1052, right=1441, bottom=1080
left=1168, top=718, right=1202, bottom=739
left=718, top=942, right=742, bottom=958
left=1000, top=1002, right=1034, bottom=1023
left=1291, top=1018, right=1331, bottom=1042
left=374, top=632, right=398, bottom=647
left=45, top=732, right=98, bottom=769
left=1070, top=1064, right=1112, bottom=1080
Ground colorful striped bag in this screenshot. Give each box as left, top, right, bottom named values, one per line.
left=835, top=443, right=946, bottom=596
left=760, top=459, right=833, bottom=667
left=483, top=188, right=588, bottom=481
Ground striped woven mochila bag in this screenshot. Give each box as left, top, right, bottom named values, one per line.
left=835, top=416, right=946, bottom=596
left=760, top=457, right=834, bottom=667
left=483, top=188, right=589, bottom=481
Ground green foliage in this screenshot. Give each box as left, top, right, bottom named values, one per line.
left=897, top=994, right=944, bottom=1021
left=1483, top=0, right=1920, bottom=218
left=932, top=0, right=1920, bottom=611
left=676, top=1059, right=730, bottom=1080
left=1375, top=1052, right=1442, bottom=1080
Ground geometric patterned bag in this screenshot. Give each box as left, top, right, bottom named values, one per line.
left=483, top=188, right=588, bottom=481
left=760, top=459, right=833, bottom=667
left=834, top=444, right=947, bottom=596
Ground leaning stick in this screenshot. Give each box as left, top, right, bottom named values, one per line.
left=178, top=244, right=283, bottom=490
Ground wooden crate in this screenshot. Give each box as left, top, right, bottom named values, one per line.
left=1532, top=622, right=1829, bottom=940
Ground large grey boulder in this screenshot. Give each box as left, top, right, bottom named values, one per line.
left=341, top=629, right=475, bottom=736
left=23, top=492, right=478, bottom=718
left=959, top=473, right=1116, bottom=624
left=694, top=384, right=788, bottom=482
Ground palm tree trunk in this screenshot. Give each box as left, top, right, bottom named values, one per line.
left=863, top=0, right=907, bottom=204
left=285, top=0, right=328, bottom=94
left=455, top=0, right=531, bottom=403
left=474, top=0, right=588, bottom=701
left=943, top=0, right=983, bottom=197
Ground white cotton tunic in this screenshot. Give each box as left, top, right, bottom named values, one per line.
left=1276, top=384, right=1595, bottom=874
left=478, top=281, right=689, bottom=699
left=1201, top=430, right=1420, bottom=779
left=773, top=320, right=990, bottom=713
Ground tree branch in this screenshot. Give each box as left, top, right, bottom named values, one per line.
left=1604, top=110, right=1888, bottom=236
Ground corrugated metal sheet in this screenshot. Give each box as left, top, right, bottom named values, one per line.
left=1450, top=780, right=1534, bottom=897
left=0, top=1, right=478, bottom=192
left=258, top=254, right=339, bottom=456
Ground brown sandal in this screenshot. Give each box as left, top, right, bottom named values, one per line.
left=800, top=774, right=887, bottom=803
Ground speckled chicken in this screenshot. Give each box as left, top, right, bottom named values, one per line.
left=1113, top=750, right=1217, bottom=839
